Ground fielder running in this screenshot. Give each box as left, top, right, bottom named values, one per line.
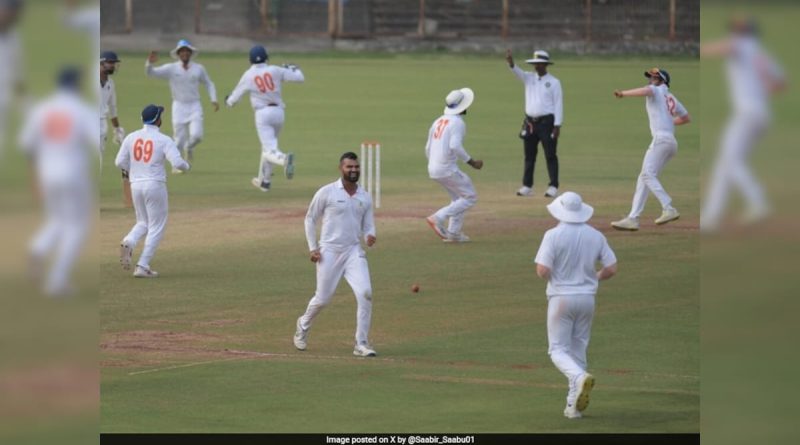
left=535, top=192, right=617, bottom=419
left=611, top=68, right=691, bottom=231
left=19, top=67, right=99, bottom=296
left=115, top=105, right=190, bottom=278
left=425, top=88, right=483, bottom=243
left=225, top=45, right=303, bottom=192
left=700, top=17, right=786, bottom=230
left=294, top=152, right=378, bottom=357
left=145, top=39, right=217, bottom=171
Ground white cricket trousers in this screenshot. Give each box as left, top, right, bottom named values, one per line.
left=255, top=106, right=289, bottom=182
left=432, top=170, right=478, bottom=235
left=29, top=178, right=92, bottom=295
left=298, top=244, right=373, bottom=346
left=547, top=294, right=595, bottom=406
left=172, top=100, right=204, bottom=154
left=628, top=134, right=678, bottom=219
left=123, top=181, right=169, bottom=269
left=701, top=112, right=769, bottom=228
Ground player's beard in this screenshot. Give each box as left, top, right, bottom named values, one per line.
left=344, top=170, right=360, bottom=183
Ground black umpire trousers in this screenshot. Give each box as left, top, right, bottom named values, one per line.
left=519, top=114, right=559, bottom=189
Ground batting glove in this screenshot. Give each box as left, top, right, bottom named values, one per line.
left=113, top=127, right=125, bottom=145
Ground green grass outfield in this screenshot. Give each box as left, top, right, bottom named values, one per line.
left=100, top=52, right=699, bottom=433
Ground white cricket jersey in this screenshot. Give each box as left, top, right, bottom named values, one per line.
left=726, top=36, right=784, bottom=117
left=305, top=179, right=376, bottom=253
left=100, top=77, right=117, bottom=119
left=226, top=63, right=305, bottom=110
left=425, top=114, right=471, bottom=179
left=115, top=125, right=189, bottom=183
left=0, top=30, right=22, bottom=106
left=535, top=222, right=617, bottom=299
left=145, top=61, right=217, bottom=104
left=645, top=84, right=688, bottom=138
left=18, top=91, right=99, bottom=185
left=511, top=66, right=563, bottom=125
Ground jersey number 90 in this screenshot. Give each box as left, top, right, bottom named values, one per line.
left=254, top=73, right=275, bottom=93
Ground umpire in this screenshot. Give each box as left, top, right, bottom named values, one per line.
left=506, top=49, right=563, bottom=198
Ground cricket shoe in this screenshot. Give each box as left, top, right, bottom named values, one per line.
left=575, top=373, right=595, bottom=412
left=251, top=178, right=270, bottom=192
left=120, top=242, right=133, bottom=270
left=544, top=186, right=558, bottom=198
left=353, top=343, right=377, bottom=357
left=284, top=152, right=295, bottom=180
left=611, top=217, right=640, bottom=231
left=133, top=265, right=159, bottom=278
left=563, top=404, right=582, bottom=419
left=516, top=186, right=532, bottom=197
left=425, top=215, right=447, bottom=239
left=171, top=168, right=184, bottom=175
left=293, top=317, right=308, bottom=351
left=443, top=232, right=471, bottom=243
left=655, top=208, right=680, bottom=225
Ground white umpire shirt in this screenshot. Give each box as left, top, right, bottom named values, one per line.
left=145, top=61, right=217, bottom=104
left=114, top=124, right=189, bottom=183
left=511, top=65, right=563, bottom=126
left=645, top=84, right=688, bottom=138
left=425, top=114, right=472, bottom=179
left=535, top=222, right=617, bottom=299
left=226, top=63, right=305, bottom=110
left=305, top=178, right=376, bottom=253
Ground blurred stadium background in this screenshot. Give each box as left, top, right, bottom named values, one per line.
left=100, top=0, right=698, bottom=54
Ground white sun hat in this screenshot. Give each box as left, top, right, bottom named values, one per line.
left=443, top=87, right=475, bottom=115
left=170, top=39, right=198, bottom=59
left=525, top=50, right=554, bottom=65
left=546, top=191, right=594, bottom=223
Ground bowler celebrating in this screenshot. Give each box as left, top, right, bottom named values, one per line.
left=294, top=152, right=377, bottom=357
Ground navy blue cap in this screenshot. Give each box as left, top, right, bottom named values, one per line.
left=645, top=67, right=671, bottom=87
left=249, top=45, right=268, bottom=64
left=141, top=104, right=165, bottom=125
left=100, top=51, right=120, bottom=63
left=57, top=66, right=82, bottom=90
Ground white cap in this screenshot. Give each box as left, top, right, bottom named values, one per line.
left=443, top=87, right=475, bottom=115
left=546, top=192, right=594, bottom=223
left=525, top=50, right=553, bottom=65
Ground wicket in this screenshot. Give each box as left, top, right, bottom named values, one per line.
left=360, top=141, right=381, bottom=209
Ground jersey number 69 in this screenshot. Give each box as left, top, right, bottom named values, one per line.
left=133, top=139, right=154, bottom=163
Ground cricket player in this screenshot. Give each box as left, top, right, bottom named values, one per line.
left=534, top=192, right=617, bottom=419
left=115, top=104, right=190, bottom=278
left=100, top=50, right=131, bottom=206
left=611, top=68, right=691, bottom=231
left=100, top=51, right=124, bottom=149
left=19, top=67, right=99, bottom=296
left=506, top=49, right=563, bottom=198
left=225, top=45, right=303, bottom=192
left=700, top=17, right=786, bottom=230
left=294, top=152, right=377, bottom=357
left=425, top=88, right=483, bottom=243
left=145, top=39, right=217, bottom=171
